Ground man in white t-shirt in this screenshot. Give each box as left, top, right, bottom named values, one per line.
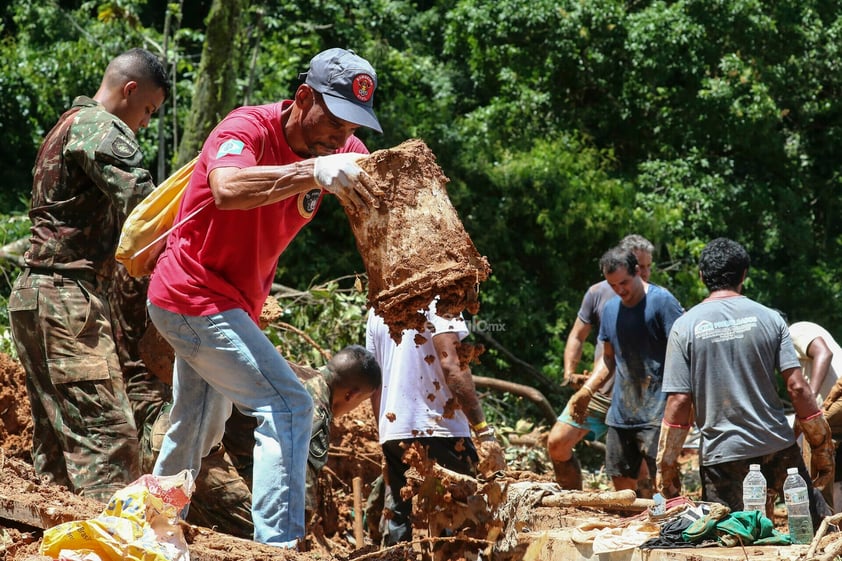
left=789, top=320, right=842, bottom=510
left=789, top=321, right=841, bottom=403
left=366, top=302, right=505, bottom=546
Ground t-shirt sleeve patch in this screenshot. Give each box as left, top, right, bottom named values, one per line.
left=216, top=139, right=245, bottom=158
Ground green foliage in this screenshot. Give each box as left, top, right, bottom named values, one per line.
left=265, top=276, right=369, bottom=368
left=450, top=134, right=633, bottom=389
left=0, top=211, right=31, bottom=357
left=5, top=0, right=842, bottom=429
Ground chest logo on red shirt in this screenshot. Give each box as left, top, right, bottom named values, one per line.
left=298, top=189, right=322, bottom=218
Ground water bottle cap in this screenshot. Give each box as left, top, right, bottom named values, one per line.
left=749, top=464, right=760, bottom=470
left=787, top=467, right=799, bottom=475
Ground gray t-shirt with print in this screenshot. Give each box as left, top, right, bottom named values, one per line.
left=663, top=295, right=800, bottom=466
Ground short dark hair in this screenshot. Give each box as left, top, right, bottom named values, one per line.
left=107, top=48, right=171, bottom=98
left=329, top=344, right=381, bottom=390
left=600, top=245, right=638, bottom=277
left=699, top=238, right=750, bottom=292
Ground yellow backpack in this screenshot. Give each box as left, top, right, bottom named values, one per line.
left=115, top=156, right=206, bottom=278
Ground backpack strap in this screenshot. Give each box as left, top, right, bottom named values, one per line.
left=136, top=135, right=268, bottom=261
left=129, top=199, right=211, bottom=260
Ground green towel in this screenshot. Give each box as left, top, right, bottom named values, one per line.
left=683, top=509, right=791, bottom=546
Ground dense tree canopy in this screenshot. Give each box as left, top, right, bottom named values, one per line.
left=2, top=0, right=842, bottom=408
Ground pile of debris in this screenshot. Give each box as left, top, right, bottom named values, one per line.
left=0, top=352, right=513, bottom=561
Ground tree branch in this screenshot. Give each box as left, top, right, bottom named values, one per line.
left=471, top=329, right=557, bottom=393
left=472, top=375, right=557, bottom=425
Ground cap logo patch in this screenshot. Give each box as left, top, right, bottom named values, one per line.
left=352, top=74, right=375, bottom=102
left=216, top=139, right=245, bottom=159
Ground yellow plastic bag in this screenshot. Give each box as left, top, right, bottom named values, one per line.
left=115, top=156, right=199, bottom=278
left=40, top=471, right=194, bottom=561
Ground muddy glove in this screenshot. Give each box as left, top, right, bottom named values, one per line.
left=474, top=425, right=506, bottom=475
left=568, top=386, right=593, bottom=424
left=655, top=421, right=690, bottom=498
left=313, top=153, right=382, bottom=212
left=798, top=412, right=835, bottom=489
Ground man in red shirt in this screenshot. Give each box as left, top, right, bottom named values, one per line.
left=147, top=48, right=383, bottom=548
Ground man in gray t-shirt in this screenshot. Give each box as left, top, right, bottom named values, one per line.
left=657, top=238, right=833, bottom=526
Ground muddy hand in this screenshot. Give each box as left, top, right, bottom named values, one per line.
left=799, top=413, right=835, bottom=489
left=656, top=466, right=681, bottom=499
left=568, top=387, right=593, bottom=424
left=477, top=439, right=506, bottom=475
left=655, top=421, right=689, bottom=498
left=563, top=372, right=590, bottom=390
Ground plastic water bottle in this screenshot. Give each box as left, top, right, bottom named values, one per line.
left=742, top=464, right=766, bottom=513
left=783, top=467, right=814, bottom=544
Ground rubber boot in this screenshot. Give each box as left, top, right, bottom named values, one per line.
left=552, top=455, right=583, bottom=490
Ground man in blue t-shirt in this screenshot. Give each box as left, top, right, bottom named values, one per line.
left=548, top=234, right=654, bottom=490
left=567, top=245, right=683, bottom=495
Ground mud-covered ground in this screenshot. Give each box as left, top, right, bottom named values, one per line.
left=0, top=351, right=510, bottom=561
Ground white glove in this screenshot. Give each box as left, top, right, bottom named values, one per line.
left=313, top=153, right=382, bottom=212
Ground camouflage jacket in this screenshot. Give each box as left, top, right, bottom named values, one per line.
left=25, top=96, right=155, bottom=275
left=297, top=365, right=333, bottom=515
left=304, top=369, right=333, bottom=472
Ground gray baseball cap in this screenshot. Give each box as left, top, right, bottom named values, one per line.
left=299, top=48, right=382, bottom=133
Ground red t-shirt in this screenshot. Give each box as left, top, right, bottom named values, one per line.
left=148, top=101, right=368, bottom=323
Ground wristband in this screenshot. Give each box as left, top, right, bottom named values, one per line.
left=475, top=425, right=496, bottom=441
left=662, top=419, right=691, bottom=430
left=472, top=421, right=489, bottom=432
left=800, top=410, right=823, bottom=422
left=582, top=386, right=594, bottom=396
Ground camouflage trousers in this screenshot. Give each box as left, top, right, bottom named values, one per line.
left=8, top=269, right=139, bottom=502
left=147, top=404, right=255, bottom=539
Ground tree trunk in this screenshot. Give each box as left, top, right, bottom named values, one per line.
left=176, top=0, right=246, bottom=167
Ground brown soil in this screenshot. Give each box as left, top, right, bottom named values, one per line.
left=0, top=352, right=33, bottom=462
left=0, top=352, right=509, bottom=561
left=349, top=139, right=491, bottom=340
left=0, top=351, right=817, bottom=560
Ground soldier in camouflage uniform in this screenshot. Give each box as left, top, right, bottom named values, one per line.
left=8, top=48, right=170, bottom=503
left=146, top=344, right=381, bottom=538
left=298, top=345, right=382, bottom=525
left=108, top=266, right=172, bottom=474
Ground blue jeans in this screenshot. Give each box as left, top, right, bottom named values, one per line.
left=147, top=302, right=313, bottom=547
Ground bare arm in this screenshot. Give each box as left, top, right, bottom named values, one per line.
left=785, top=366, right=821, bottom=419
left=434, top=331, right=485, bottom=428
left=806, top=337, right=833, bottom=398
left=208, top=163, right=319, bottom=210
left=663, top=393, right=694, bottom=426
left=563, top=318, right=592, bottom=384
left=369, top=387, right=383, bottom=422
left=581, top=340, right=615, bottom=393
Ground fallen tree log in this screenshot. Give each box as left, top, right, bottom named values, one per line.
left=540, top=488, right=654, bottom=511
left=405, top=462, right=478, bottom=500
left=472, top=375, right=557, bottom=426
